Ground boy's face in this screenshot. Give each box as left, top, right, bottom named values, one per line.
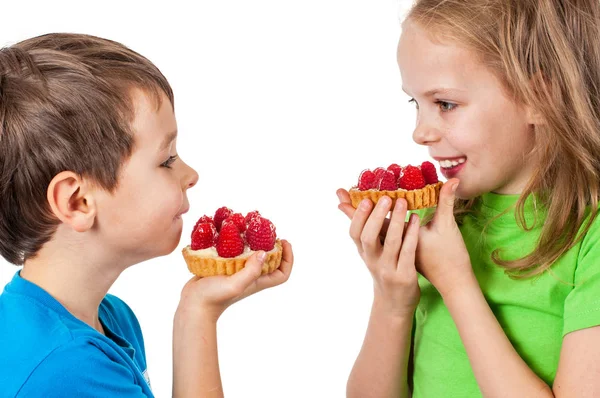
left=93, top=89, right=198, bottom=264
left=397, top=21, right=537, bottom=199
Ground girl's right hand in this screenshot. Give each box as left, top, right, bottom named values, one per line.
left=340, top=192, right=421, bottom=318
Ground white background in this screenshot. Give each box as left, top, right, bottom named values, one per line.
left=0, top=1, right=431, bottom=397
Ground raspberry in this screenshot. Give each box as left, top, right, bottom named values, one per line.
left=421, top=161, right=439, bottom=184
left=245, top=217, right=277, bottom=251
left=191, top=215, right=214, bottom=239
left=358, top=170, right=376, bottom=191
left=378, top=169, right=398, bottom=191
left=373, top=167, right=386, bottom=181
left=245, top=210, right=261, bottom=225
left=399, top=165, right=426, bottom=190
left=226, top=213, right=246, bottom=232
left=387, top=163, right=402, bottom=179
left=214, top=206, right=233, bottom=232
left=216, top=221, right=245, bottom=258
left=191, top=222, right=217, bottom=250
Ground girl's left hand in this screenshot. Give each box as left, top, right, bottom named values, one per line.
left=415, top=179, right=474, bottom=298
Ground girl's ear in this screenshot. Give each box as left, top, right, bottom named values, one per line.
left=525, top=104, right=545, bottom=126
left=47, top=171, right=97, bottom=232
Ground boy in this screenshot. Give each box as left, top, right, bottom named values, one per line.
left=0, top=33, right=293, bottom=397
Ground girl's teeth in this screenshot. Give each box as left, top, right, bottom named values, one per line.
left=439, top=158, right=466, bottom=168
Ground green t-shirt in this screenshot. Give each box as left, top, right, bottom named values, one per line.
left=411, top=192, right=600, bottom=397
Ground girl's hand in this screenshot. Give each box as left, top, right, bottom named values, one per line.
left=415, top=179, right=473, bottom=298
left=340, top=192, right=421, bottom=318
left=177, top=240, right=294, bottom=322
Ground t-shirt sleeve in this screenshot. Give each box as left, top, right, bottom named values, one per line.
left=563, top=213, right=600, bottom=336
left=16, top=339, right=150, bottom=397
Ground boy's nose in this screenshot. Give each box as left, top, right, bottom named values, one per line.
left=183, top=163, right=199, bottom=190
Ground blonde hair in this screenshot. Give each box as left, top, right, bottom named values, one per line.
left=407, top=0, right=600, bottom=277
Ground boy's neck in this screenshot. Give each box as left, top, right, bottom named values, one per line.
left=20, top=239, right=126, bottom=335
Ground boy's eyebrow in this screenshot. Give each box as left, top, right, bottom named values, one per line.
left=159, top=131, right=178, bottom=151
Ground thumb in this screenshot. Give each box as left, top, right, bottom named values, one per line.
left=228, top=251, right=266, bottom=293
left=433, top=179, right=459, bottom=225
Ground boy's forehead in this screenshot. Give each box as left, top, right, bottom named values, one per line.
left=129, top=88, right=177, bottom=149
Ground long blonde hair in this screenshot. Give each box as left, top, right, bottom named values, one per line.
left=407, top=0, right=600, bottom=277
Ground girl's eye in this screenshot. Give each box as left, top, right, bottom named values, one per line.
left=161, top=155, right=178, bottom=169
left=408, top=98, right=419, bottom=110
left=437, top=101, right=457, bottom=112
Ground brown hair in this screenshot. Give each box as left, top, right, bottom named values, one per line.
left=406, top=0, right=600, bottom=277
left=0, top=33, right=174, bottom=265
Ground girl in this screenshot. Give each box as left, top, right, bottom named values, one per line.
left=337, top=0, right=600, bottom=396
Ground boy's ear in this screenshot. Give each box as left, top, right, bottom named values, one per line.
left=47, top=171, right=97, bottom=232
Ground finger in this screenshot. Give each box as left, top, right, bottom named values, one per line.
left=227, top=250, right=265, bottom=294
left=360, top=196, right=393, bottom=255
left=433, top=179, right=459, bottom=226
left=336, top=188, right=352, bottom=205
left=349, top=199, right=374, bottom=252
left=397, top=213, right=420, bottom=274
left=255, top=240, right=294, bottom=291
left=381, top=198, right=408, bottom=267
left=338, top=202, right=356, bottom=220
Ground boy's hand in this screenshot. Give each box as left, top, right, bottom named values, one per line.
left=177, top=240, right=293, bottom=322
left=339, top=191, right=421, bottom=318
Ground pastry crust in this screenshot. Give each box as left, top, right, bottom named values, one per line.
left=182, top=240, right=283, bottom=277
left=349, top=181, right=443, bottom=210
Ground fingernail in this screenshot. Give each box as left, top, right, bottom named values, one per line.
left=336, top=191, right=343, bottom=201
left=379, top=196, right=390, bottom=207
left=452, top=182, right=459, bottom=193
left=411, top=214, right=419, bottom=224
left=360, top=199, right=371, bottom=210
left=258, top=252, right=266, bottom=262
left=395, top=199, right=405, bottom=210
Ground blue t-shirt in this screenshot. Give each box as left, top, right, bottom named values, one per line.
left=0, top=271, right=154, bottom=397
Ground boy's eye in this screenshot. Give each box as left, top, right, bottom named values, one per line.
left=436, top=101, right=457, bottom=112
left=161, top=155, right=178, bottom=169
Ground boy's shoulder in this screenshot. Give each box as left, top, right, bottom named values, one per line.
left=0, top=273, right=149, bottom=397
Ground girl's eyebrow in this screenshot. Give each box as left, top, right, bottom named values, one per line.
left=402, top=87, right=467, bottom=97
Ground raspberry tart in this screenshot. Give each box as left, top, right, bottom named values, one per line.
left=349, top=161, right=444, bottom=210
left=182, top=207, right=283, bottom=277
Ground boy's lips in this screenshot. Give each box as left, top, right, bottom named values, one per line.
left=175, top=207, right=189, bottom=219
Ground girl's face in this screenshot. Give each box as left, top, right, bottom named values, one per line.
left=397, top=21, right=538, bottom=199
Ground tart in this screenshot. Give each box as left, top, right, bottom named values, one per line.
left=182, top=207, right=283, bottom=277
left=349, top=161, right=444, bottom=210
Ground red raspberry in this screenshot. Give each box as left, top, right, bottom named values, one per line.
left=216, top=221, right=245, bottom=258
left=191, top=215, right=214, bottom=239
left=387, top=163, right=402, bottom=179
left=378, top=169, right=398, bottom=191
left=214, top=206, right=233, bottom=232
left=421, top=161, right=439, bottom=184
left=191, top=222, right=217, bottom=250
left=245, top=217, right=277, bottom=251
left=226, top=213, right=246, bottom=232
left=398, top=165, right=426, bottom=190
left=245, top=210, right=261, bottom=225
left=358, top=170, right=376, bottom=191
left=373, top=167, right=386, bottom=180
